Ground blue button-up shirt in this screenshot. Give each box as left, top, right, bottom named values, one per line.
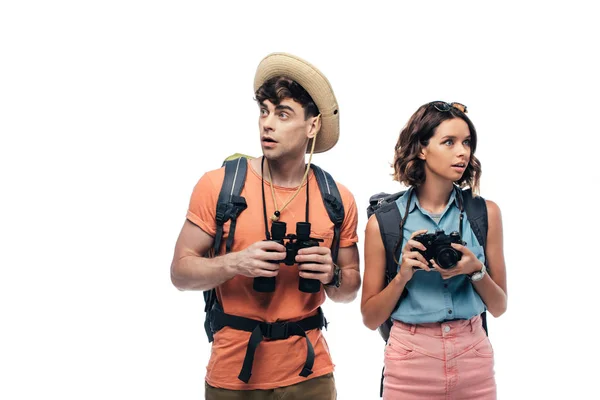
left=390, top=188, right=486, bottom=324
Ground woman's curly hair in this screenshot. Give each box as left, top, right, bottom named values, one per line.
left=392, top=102, right=482, bottom=193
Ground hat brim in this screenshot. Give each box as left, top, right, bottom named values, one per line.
left=254, top=53, right=339, bottom=153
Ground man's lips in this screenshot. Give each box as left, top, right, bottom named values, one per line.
left=262, top=137, right=277, bottom=148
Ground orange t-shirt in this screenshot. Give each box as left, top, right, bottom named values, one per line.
left=186, top=163, right=358, bottom=390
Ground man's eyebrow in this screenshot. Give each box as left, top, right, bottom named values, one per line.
left=275, top=104, right=295, bottom=113
left=258, top=103, right=295, bottom=113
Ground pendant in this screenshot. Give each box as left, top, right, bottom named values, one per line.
left=271, top=210, right=281, bottom=222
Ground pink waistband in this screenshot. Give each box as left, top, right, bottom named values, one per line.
left=393, top=315, right=482, bottom=337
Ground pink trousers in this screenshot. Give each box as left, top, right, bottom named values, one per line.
left=383, top=315, right=496, bottom=400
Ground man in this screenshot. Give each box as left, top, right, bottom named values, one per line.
left=171, top=52, right=360, bottom=399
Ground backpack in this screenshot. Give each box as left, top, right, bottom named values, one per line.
left=203, top=156, right=346, bottom=343
left=366, top=187, right=489, bottom=342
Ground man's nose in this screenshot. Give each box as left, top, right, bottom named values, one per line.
left=262, top=113, right=276, bottom=131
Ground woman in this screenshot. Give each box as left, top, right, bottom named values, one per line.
left=361, top=101, right=507, bottom=399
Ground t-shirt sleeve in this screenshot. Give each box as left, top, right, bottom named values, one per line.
left=186, top=172, right=219, bottom=237
left=339, top=186, right=359, bottom=248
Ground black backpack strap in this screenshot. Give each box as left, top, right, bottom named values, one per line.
left=204, top=157, right=249, bottom=342
left=373, top=201, right=403, bottom=342
left=460, top=188, right=489, bottom=335
left=374, top=202, right=403, bottom=284
left=367, top=191, right=404, bottom=219
left=372, top=192, right=406, bottom=398
left=461, top=188, right=488, bottom=250
left=214, top=157, right=248, bottom=254
left=209, top=304, right=327, bottom=383
left=310, top=164, right=345, bottom=263
left=380, top=366, right=385, bottom=398
left=203, top=290, right=218, bottom=342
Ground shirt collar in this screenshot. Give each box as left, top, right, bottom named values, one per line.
left=397, top=186, right=461, bottom=216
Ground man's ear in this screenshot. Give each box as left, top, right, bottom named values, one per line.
left=307, top=114, right=322, bottom=139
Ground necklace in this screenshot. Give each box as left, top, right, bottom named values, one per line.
left=265, top=158, right=311, bottom=221
left=260, top=117, right=320, bottom=223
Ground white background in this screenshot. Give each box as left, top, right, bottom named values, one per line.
left=1, top=1, right=599, bottom=399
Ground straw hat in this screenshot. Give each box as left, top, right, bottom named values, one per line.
left=254, top=52, right=339, bottom=153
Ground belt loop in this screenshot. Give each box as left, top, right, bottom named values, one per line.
left=410, top=324, right=416, bottom=335
left=470, top=318, right=475, bottom=333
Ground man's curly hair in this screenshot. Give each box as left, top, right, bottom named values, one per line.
left=255, top=77, right=319, bottom=119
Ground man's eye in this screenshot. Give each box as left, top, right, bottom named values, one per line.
left=260, top=109, right=268, bottom=116
left=279, top=112, right=288, bottom=119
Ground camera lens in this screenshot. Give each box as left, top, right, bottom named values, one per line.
left=437, top=248, right=460, bottom=269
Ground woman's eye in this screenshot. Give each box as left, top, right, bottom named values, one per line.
left=463, top=139, right=471, bottom=146
left=443, top=139, right=453, bottom=146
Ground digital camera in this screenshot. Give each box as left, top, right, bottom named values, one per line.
left=412, top=230, right=465, bottom=270
left=253, top=221, right=324, bottom=293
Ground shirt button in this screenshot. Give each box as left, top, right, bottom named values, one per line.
left=444, top=326, right=451, bottom=333
left=448, top=310, right=453, bottom=314
left=444, top=284, right=448, bottom=288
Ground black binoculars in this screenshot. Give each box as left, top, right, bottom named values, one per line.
left=254, top=221, right=324, bottom=293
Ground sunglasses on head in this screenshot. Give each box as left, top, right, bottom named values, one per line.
left=430, top=101, right=468, bottom=114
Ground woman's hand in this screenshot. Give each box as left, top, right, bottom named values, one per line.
left=430, top=242, right=483, bottom=279
left=397, top=229, right=431, bottom=283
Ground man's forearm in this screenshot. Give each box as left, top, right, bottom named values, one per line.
left=325, top=266, right=361, bottom=303
left=171, top=252, right=239, bottom=291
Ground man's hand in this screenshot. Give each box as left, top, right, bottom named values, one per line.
left=295, top=246, right=334, bottom=285
left=233, top=241, right=286, bottom=278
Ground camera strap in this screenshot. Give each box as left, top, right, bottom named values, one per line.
left=404, top=185, right=465, bottom=238
left=455, top=185, right=465, bottom=239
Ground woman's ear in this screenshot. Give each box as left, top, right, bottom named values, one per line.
left=418, top=145, right=427, bottom=160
